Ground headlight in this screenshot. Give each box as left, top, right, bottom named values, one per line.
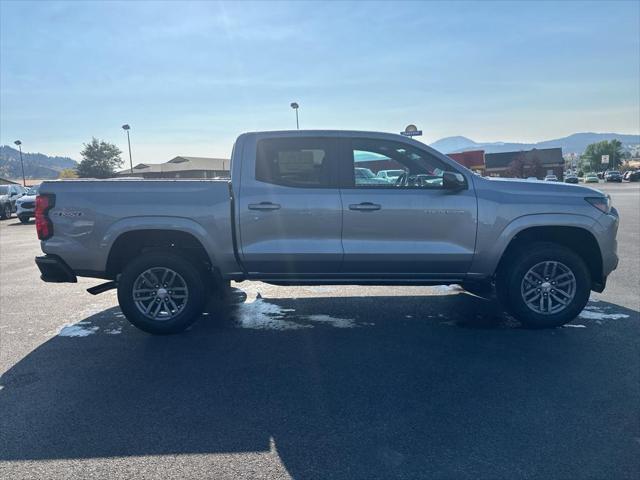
left=585, top=196, right=611, bottom=213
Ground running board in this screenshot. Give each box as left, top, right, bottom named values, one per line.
left=87, top=281, right=117, bottom=295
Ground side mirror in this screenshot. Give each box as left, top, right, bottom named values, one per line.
left=442, top=171, right=466, bottom=190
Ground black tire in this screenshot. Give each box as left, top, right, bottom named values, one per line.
left=117, top=252, right=207, bottom=334
left=496, top=242, right=591, bottom=328
left=0, top=204, right=11, bottom=220
left=18, top=216, right=30, bottom=224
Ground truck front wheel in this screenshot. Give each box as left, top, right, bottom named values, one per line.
left=496, top=242, right=591, bottom=328
left=117, top=252, right=207, bottom=334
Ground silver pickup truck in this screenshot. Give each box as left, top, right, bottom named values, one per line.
left=35, top=130, right=619, bottom=333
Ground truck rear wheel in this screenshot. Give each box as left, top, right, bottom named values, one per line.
left=496, top=242, right=591, bottom=328
left=117, top=252, right=207, bottom=334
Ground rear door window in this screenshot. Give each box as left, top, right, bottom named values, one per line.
left=256, top=138, right=338, bottom=188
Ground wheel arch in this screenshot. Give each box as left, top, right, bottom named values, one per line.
left=495, top=225, right=603, bottom=291
left=104, top=223, right=216, bottom=279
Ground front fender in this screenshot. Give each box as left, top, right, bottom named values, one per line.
left=469, top=213, right=598, bottom=277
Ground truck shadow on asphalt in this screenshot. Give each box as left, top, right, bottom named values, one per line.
left=1, top=293, right=638, bottom=479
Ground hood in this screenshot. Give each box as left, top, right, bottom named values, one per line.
left=479, top=176, right=606, bottom=197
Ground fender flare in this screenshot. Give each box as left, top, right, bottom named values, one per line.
left=100, top=216, right=219, bottom=269
left=471, top=213, right=599, bottom=276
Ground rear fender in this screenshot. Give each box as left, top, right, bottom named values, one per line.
left=101, top=216, right=219, bottom=269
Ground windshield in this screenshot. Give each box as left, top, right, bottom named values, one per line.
left=27, top=185, right=40, bottom=195
left=0, top=186, right=9, bottom=195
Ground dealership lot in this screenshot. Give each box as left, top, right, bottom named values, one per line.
left=0, top=183, right=638, bottom=479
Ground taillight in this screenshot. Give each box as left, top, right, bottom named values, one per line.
left=35, top=194, right=55, bottom=240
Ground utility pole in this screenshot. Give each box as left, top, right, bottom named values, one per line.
left=13, top=140, right=26, bottom=186
left=122, top=124, right=133, bottom=173
left=290, top=102, right=299, bottom=129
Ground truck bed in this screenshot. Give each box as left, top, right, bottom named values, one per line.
left=39, top=179, right=237, bottom=277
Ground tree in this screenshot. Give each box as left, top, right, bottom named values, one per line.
left=529, top=156, right=546, bottom=179
left=506, top=154, right=526, bottom=178
left=580, top=139, right=624, bottom=173
left=76, top=138, right=123, bottom=178
left=58, top=168, right=78, bottom=179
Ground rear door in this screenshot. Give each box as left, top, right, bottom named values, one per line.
left=339, top=137, right=477, bottom=276
left=238, top=136, right=343, bottom=275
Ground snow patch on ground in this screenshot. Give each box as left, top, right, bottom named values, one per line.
left=233, top=299, right=309, bottom=330
left=104, top=327, right=123, bottom=335
left=433, top=285, right=461, bottom=293
left=304, top=314, right=357, bottom=328
left=58, top=324, right=100, bottom=337
left=578, top=310, right=630, bottom=321
left=233, top=299, right=362, bottom=330
left=563, top=324, right=587, bottom=328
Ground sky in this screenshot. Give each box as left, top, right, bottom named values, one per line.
left=1, top=0, right=639, bottom=163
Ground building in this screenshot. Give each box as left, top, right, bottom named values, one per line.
left=484, top=148, right=564, bottom=179
left=117, top=156, right=230, bottom=179
left=448, top=150, right=485, bottom=175
left=0, top=177, right=20, bottom=185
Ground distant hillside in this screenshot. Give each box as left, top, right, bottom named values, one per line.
left=429, top=132, right=640, bottom=155
left=0, top=146, right=77, bottom=179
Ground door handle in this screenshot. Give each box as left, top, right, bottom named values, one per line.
left=349, top=202, right=381, bottom=211
left=248, top=202, right=281, bottom=211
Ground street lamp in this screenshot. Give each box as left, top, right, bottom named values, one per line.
left=13, top=140, right=26, bottom=187
left=290, top=102, right=299, bottom=130
left=122, top=124, right=133, bottom=173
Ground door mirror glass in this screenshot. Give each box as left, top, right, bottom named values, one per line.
left=442, top=171, right=466, bottom=190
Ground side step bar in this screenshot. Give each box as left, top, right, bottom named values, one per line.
left=87, top=281, right=117, bottom=295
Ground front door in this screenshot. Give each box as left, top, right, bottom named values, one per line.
left=238, top=136, right=343, bottom=275
left=339, top=138, right=477, bottom=276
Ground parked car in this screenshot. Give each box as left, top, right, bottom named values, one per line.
left=544, top=174, right=559, bottom=182
left=16, top=184, right=40, bottom=223
left=622, top=170, right=640, bottom=182
left=604, top=170, right=623, bottom=183
left=0, top=184, right=25, bottom=219
left=376, top=169, right=406, bottom=182
left=354, top=167, right=391, bottom=185
left=35, top=130, right=619, bottom=334
left=564, top=175, right=579, bottom=184
left=584, top=173, right=599, bottom=183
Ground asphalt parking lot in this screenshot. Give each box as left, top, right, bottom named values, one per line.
left=0, top=182, right=638, bottom=479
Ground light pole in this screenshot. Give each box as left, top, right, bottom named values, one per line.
left=290, top=102, right=299, bottom=130
left=122, top=124, right=133, bottom=173
left=13, top=140, right=26, bottom=186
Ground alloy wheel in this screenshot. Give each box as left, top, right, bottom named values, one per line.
left=132, top=267, right=189, bottom=321
left=520, top=261, right=576, bottom=315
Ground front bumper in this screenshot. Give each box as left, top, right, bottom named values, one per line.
left=16, top=205, right=35, bottom=217
left=35, top=255, right=77, bottom=283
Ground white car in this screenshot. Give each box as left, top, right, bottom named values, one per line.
left=544, top=175, right=559, bottom=182
left=376, top=169, right=406, bottom=182
left=16, top=184, right=40, bottom=223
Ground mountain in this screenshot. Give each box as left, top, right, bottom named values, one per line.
left=429, top=136, right=478, bottom=153
left=429, top=132, right=640, bottom=155
left=0, top=146, right=77, bottom=180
